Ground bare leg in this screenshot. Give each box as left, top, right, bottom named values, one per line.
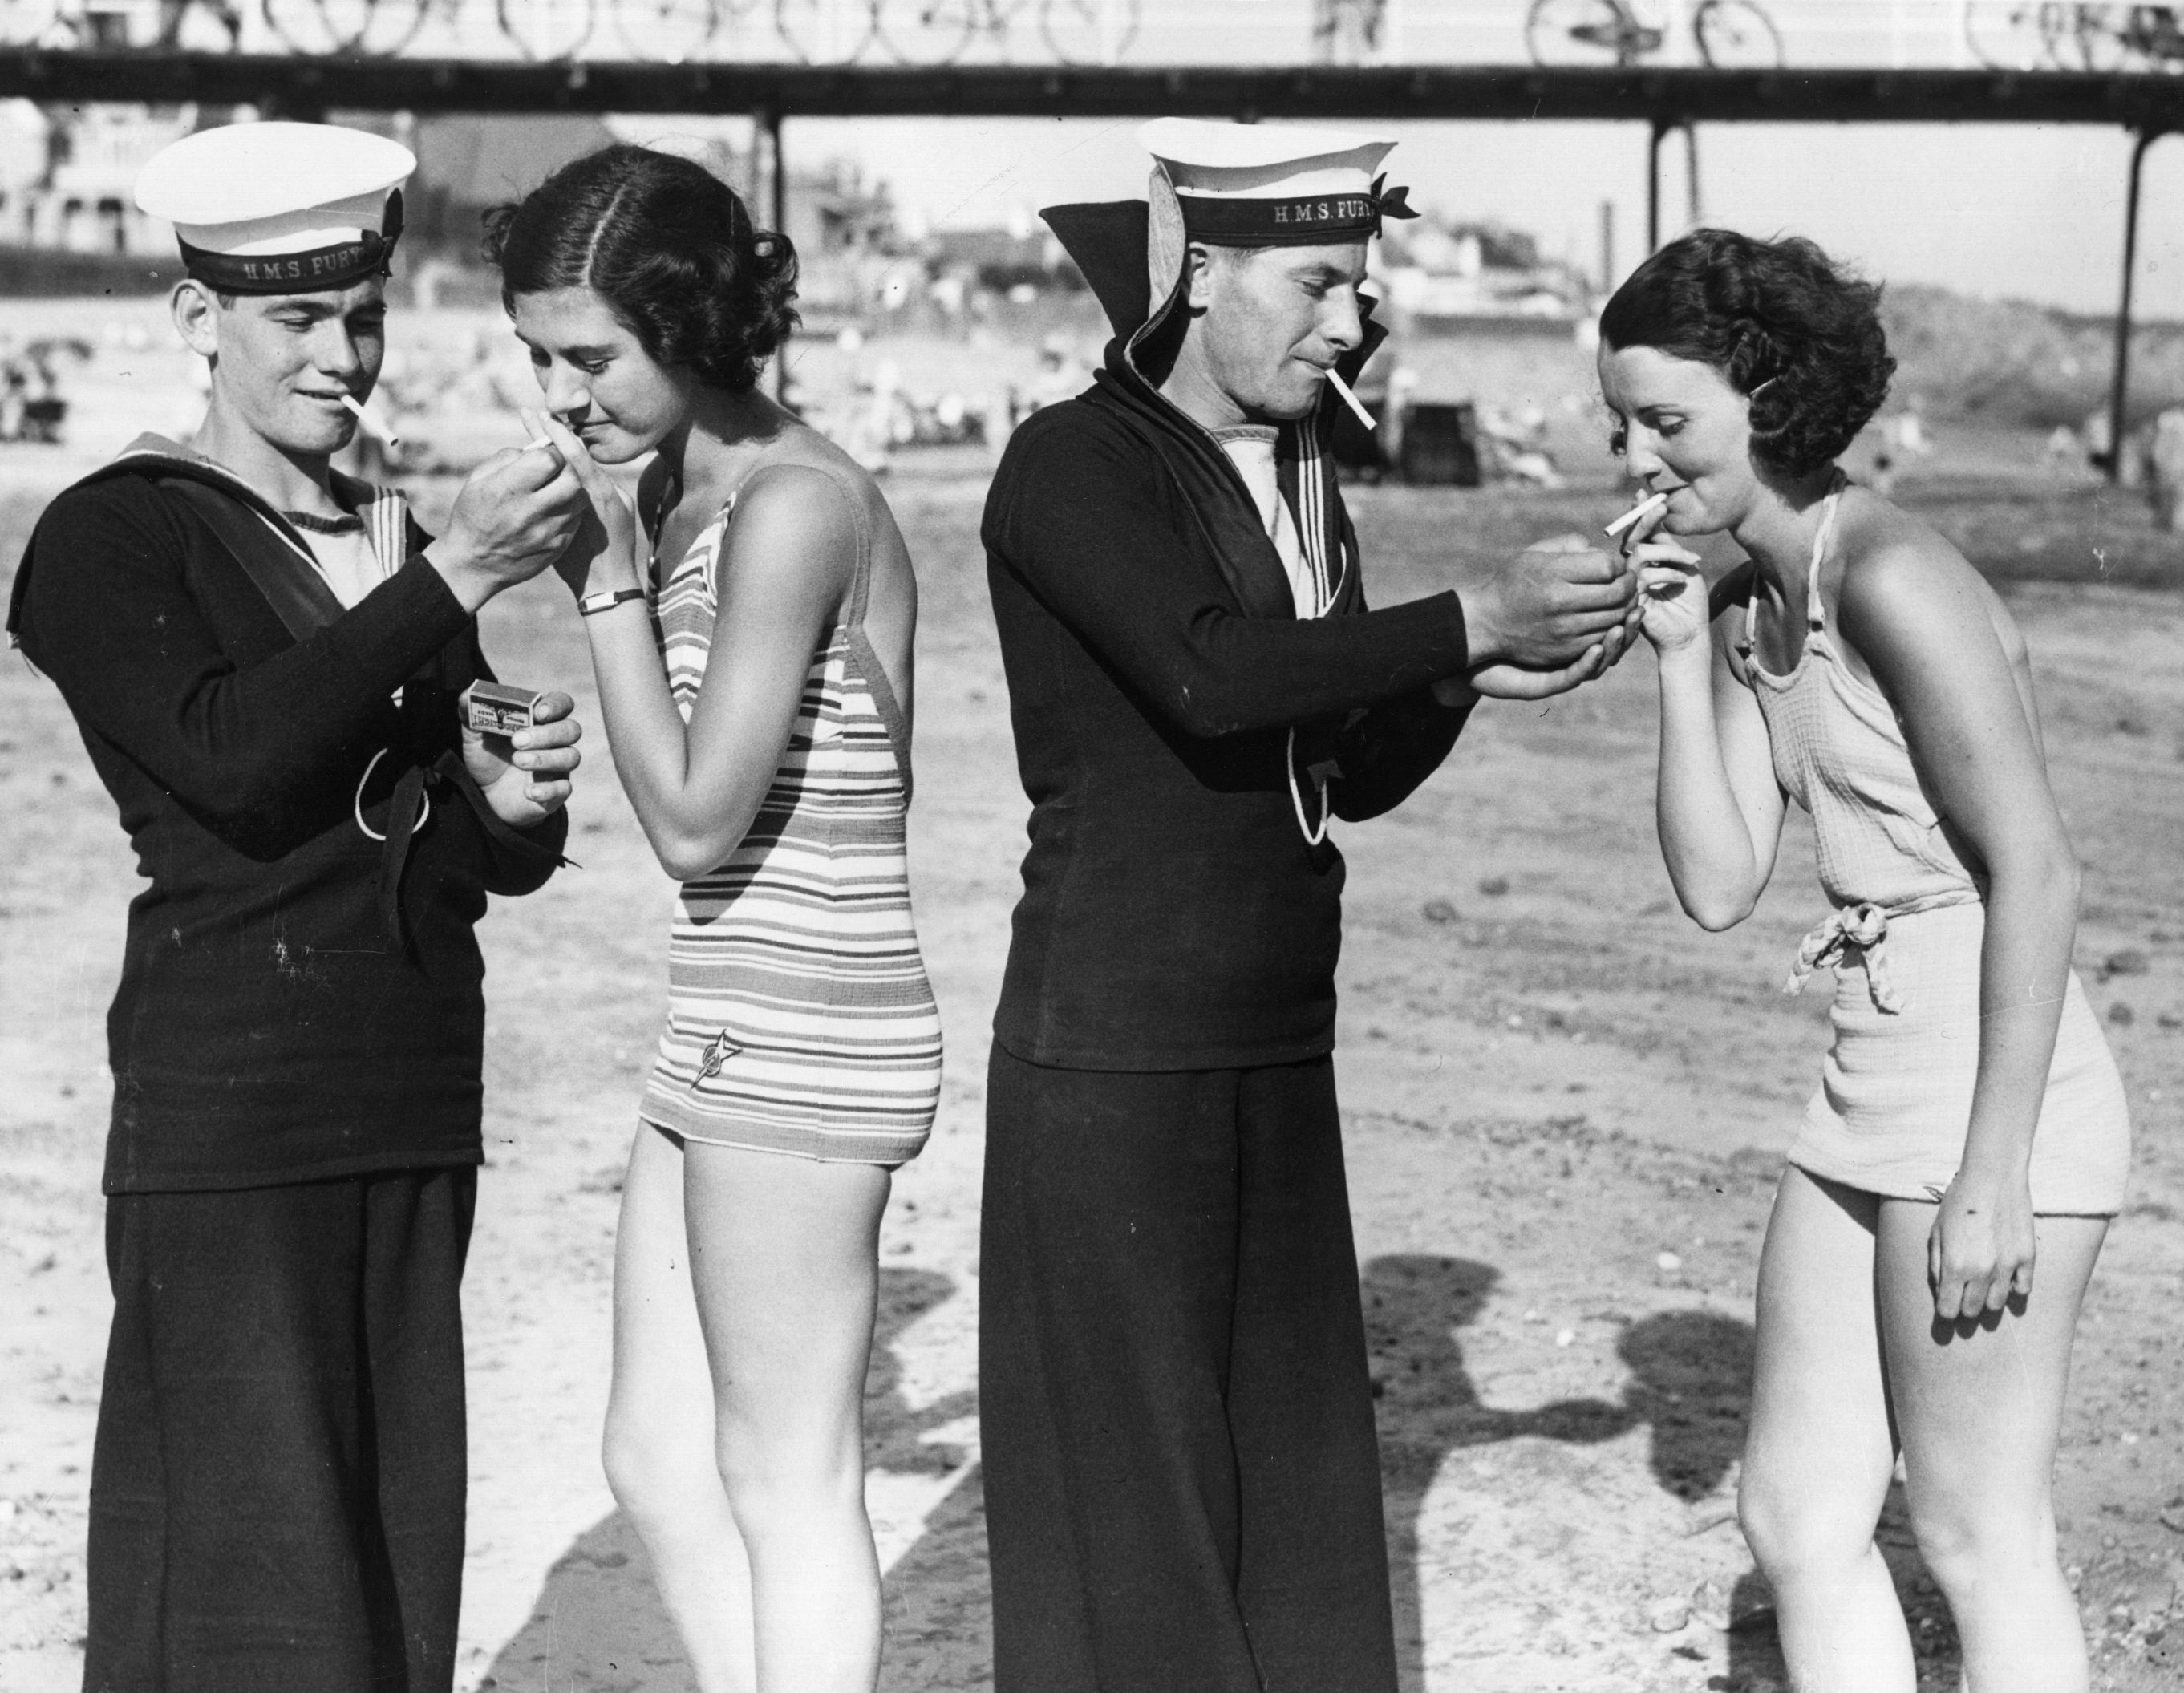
left=1878, top=1203, right=2106, bottom=1693
left=1739, top=1168, right=1917, bottom=1692
left=683, top=1141, right=890, bottom=1693
left=602, top=1124, right=757, bottom=1693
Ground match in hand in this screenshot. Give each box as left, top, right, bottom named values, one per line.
left=1603, top=490, right=1668, bottom=538
left=1323, top=368, right=1376, bottom=432
left=338, top=392, right=401, bottom=448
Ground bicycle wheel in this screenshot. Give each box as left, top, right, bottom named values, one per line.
left=1039, top=0, right=1135, bottom=64
left=261, top=0, right=429, bottom=55
left=775, top=0, right=877, bottom=59
left=611, top=0, right=720, bottom=58
left=872, top=0, right=976, bottom=61
left=2064, top=4, right=2133, bottom=68
left=1526, top=0, right=1645, bottom=67
left=1695, top=0, right=1781, bottom=67
left=497, top=0, right=596, bottom=57
left=1, top=0, right=72, bottom=48
left=1965, top=0, right=2058, bottom=67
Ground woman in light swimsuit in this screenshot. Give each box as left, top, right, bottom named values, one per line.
left=486, top=146, right=941, bottom=1693
left=1606, top=229, right=2128, bottom=1692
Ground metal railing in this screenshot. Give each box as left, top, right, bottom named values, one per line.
left=2, top=0, right=2182, bottom=70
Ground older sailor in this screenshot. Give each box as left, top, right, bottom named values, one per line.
left=974, top=119, right=1639, bottom=1692
left=8, top=121, right=588, bottom=1693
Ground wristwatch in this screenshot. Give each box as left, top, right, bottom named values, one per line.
left=577, top=586, right=646, bottom=618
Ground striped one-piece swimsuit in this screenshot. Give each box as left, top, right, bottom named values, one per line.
left=638, top=464, right=942, bottom=1165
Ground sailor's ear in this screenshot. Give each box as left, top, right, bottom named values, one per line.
left=1181, top=241, right=1218, bottom=312
left=171, top=280, right=221, bottom=359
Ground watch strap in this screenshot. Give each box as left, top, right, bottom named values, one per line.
left=577, top=586, right=646, bottom=618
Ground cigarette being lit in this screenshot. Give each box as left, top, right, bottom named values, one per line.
left=1603, top=490, right=1668, bottom=538
left=1323, top=368, right=1376, bottom=432
left=339, top=392, right=401, bottom=448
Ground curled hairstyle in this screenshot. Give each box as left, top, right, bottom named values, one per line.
left=482, top=144, right=798, bottom=395
left=1600, top=228, right=1894, bottom=480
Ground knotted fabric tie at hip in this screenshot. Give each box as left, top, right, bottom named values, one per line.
left=1785, top=901, right=1903, bottom=1015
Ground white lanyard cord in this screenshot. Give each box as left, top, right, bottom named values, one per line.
left=1286, top=725, right=1332, bottom=847
left=354, top=747, right=432, bottom=843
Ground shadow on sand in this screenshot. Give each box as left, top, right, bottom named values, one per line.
left=490, top=1256, right=1967, bottom=1692
left=1363, top=1255, right=1765, bottom=1687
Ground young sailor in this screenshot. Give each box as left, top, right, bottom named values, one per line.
left=7, top=121, right=589, bottom=1692
left=976, top=118, right=1639, bottom=1691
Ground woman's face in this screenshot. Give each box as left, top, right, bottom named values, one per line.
left=1596, top=341, right=1759, bottom=535
left=509, top=286, right=697, bottom=464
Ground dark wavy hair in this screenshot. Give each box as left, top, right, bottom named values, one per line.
left=1599, top=229, right=1894, bottom=480
left=481, top=144, right=798, bottom=395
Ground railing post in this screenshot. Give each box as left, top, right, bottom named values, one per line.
left=1647, top=118, right=1667, bottom=253
left=761, top=102, right=790, bottom=405
left=1685, top=120, right=1700, bottom=226
left=2109, top=128, right=2162, bottom=484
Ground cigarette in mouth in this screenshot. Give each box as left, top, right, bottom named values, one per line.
left=1603, top=491, right=1669, bottom=537
left=1323, top=368, right=1376, bottom=431
left=338, top=392, right=401, bottom=448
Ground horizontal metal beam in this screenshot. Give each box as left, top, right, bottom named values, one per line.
left=7, top=54, right=2184, bottom=124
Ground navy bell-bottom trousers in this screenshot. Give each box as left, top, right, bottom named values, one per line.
left=979, top=1043, right=1399, bottom=1693
left=83, top=1168, right=476, bottom=1693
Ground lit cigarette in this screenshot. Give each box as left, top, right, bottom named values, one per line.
left=339, top=392, right=401, bottom=448
left=1603, top=491, right=1668, bottom=537
left=1323, top=368, right=1376, bottom=431
left=522, top=435, right=555, bottom=452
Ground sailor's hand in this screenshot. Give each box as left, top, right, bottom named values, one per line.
left=1457, top=533, right=1638, bottom=672
left=1465, top=642, right=1614, bottom=702
left=464, top=689, right=582, bottom=826
left=427, top=443, right=590, bottom=613
left=526, top=411, right=642, bottom=600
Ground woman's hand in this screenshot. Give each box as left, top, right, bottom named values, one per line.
left=1927, top=1164, right=2038, bottom=1322
left=525, top=410, right=641, bottom=600
left=1626, top=514, right=1708, bottom=654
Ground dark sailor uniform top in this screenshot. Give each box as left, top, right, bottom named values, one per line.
left=982, top=202, right=1477, bottom=1071
left=8, top=438, right=567, bottom=1193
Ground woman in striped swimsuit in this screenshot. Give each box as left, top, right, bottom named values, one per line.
left=1606, top=230, right=2127, bottom=1692
left=488, top=146, right=940, bottom=1693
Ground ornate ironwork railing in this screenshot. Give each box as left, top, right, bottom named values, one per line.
left=1, top=0, right=1163, bottom=62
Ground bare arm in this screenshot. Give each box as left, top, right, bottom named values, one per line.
left=543, top=415, right=852, bottom=882
left=1839, top=541, right=2078, bottom=1322
left=1635, top=543, right=1788, bottom=930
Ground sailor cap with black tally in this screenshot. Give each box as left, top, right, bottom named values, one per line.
left=1138, top=117, right=1416, bottom=249
left=135, top=122, right=415, bottom=296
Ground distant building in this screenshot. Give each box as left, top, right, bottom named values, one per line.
left=1374, top=213, right=1590, bottom=322
left=0, top=102, right=191, bottom=256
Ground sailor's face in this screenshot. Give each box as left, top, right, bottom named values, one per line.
left=1191, top=241, right=1369, bottom=422
left=1597, top=341, right=1755, bottom=535
left=509, top=287, right=696, bottom=465
left=184, top=278, right=387, bottom=455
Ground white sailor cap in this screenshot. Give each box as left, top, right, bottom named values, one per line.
left=135, top=122, right=415, bottom=296
left=1137, top=117, right=1414, bottom=249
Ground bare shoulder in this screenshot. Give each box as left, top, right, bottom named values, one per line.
left=715, top=452, right=863, bottom=609
left=1831, top=489, right=2022, bottom=674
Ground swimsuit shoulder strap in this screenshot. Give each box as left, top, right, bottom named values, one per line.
left=1805, top=476, right=1846, bottom=631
